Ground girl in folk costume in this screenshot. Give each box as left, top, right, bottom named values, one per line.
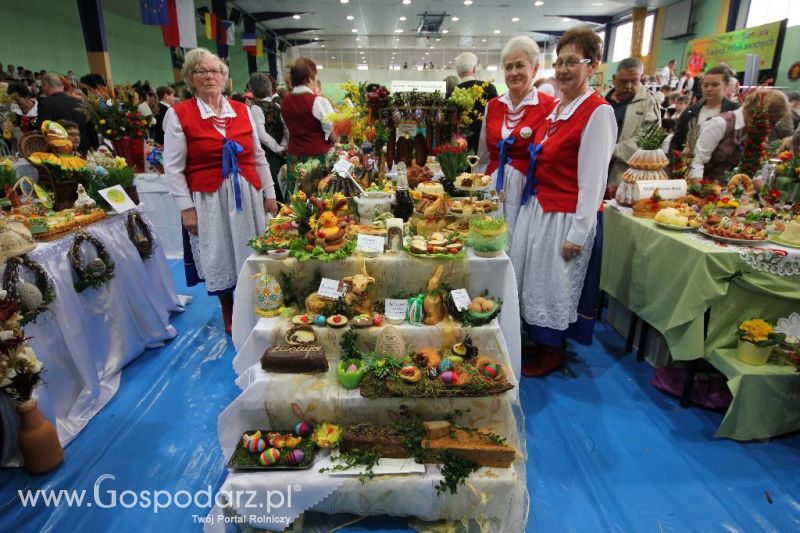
left=508, top=27, right=617, bottom=377
left=478, top=36, right=556, bottom=242
left=164, top=48, right=278, bottom=334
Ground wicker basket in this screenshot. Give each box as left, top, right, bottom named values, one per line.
left=20, top=133, right=78, bottom=210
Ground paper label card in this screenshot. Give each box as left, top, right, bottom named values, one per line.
left=385, top=299, right=409, bottom=317
left=99, top=185, right=137, bottom=213
left=450, top=289, right=471, bottom=311
left=318, top=278, right=346, bottom=300
left=357, top=234, right=385, bottom=253
left=390, top=80, right=447, bottom=93
left=333, top=159, right=354, bottom=176
left=635, top=180, right=687, bottom=200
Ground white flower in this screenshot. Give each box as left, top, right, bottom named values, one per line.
left=0, top=289, right=7, bottom=300
left=0, top=330, right=15, bottom=341
left=1, top=367, right=16, bottom=387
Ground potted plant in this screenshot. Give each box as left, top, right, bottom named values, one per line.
left=737, top=318, right=785, bottom=365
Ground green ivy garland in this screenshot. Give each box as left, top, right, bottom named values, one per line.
left=69, top=231, right=116, bottom=292
left=1, top=255, right=55, bottom=325
left=125, top=211, right=155, bottom=260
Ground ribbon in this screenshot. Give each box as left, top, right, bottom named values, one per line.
left=522, top=143, right=543, bottom=206
left=494, top=136, right=515, bottom=193
left=222, top=138, right=244, bottom=212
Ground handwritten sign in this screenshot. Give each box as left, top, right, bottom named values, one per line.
left=450, top=289, right=471, bottom=312
left=635, top=180, right=687, bottom=200
left=357, top=234, right=385, bottom=253
left=318, top=278, right=346, bottom=300
left=390, top=80, right=446, bottom=93
left=333, top=159, right=354, bottom=176
left=384, top=299, right=408, bottom=318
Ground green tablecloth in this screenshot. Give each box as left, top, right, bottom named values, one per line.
left=601, top=206, right=800, bottom=361
left=706, top=349, right=800, bottom=440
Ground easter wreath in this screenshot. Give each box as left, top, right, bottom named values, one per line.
left=1, top=255, right=55, bottom=325
left=69, top=231, right=115, bottom=292
left=125, top=211, right=155, bottom=260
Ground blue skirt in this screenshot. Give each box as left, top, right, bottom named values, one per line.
left=524, top=211, right=603, bottom=346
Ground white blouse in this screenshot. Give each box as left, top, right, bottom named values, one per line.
left=163, top=97, right=275, bottom=212
left=690, top=107, right=744, bottom=179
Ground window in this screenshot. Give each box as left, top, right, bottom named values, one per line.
left=747, top=0, right=799, bottom=27
left=611, top=14, right=655, bottom=63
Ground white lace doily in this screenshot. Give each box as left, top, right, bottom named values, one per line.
left=685, top=233, right=800, bottom=277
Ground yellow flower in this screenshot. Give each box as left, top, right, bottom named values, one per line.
left=0, top=159, right=13, bottom=171
left=114, top=156, right=128, bottom=169
left=106, top=129, right=112, bottom=135
left=311, top=422, right=341, bottom=448
left=29, top=156, right=42, bottom=165
left=739, top=319, right=773, bottom=343
left=99, top=119, right=106, bottom=125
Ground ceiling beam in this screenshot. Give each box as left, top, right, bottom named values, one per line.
left=286, top=39, right=318, bottom=47
left=552, top=15, right=613, bottom=25
left=270, top=27, right=320, bottom=36
left=249, top=11, right=310, bottom=22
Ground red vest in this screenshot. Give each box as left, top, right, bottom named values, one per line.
left=485, top=92, right=556, bottom=176
left=280, top=92, right=330, bottom=157
left=532, top=92, right=607, bottom=213
left=173, top=98, right=261, bottom=193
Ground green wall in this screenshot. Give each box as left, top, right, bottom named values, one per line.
left=775, top=25, right=799, bottom=90
left=0, top=0, right=261, bottom=90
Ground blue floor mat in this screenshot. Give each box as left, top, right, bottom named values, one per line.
left=1, top=261, right=798, bottom=532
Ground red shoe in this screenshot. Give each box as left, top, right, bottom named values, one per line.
left=522, top=344, right=565, bottom=378
left=219, top=294, right=234, bottom=335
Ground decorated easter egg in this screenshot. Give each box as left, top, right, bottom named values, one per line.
left=285, top=449, right=305, bottom=466
left=482, top=363, right=498, bottom=379
left=426, top=367, right=439, bottom=380
left=294, top=422, right=313, bottom=437
left=314, top=314, right=327, bottom=327
left=255, top=273, right=284, bottom=314
left=246, top=438, right=266, bottom=453
left=400, top=364, right=416, bottom=376
left=439, top=370, right=457, bottom=385
left=438, top=358, right=451, bottom=373
left=259, top=448, right=281, bottom=466
left=346, top=363, right=359, bottom=373
left=448, top=356, right=464, bottom=365
left=372, top=313, right=384, bottom=327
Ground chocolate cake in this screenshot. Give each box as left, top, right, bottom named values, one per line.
left=260, top=344, right=328, bottom=372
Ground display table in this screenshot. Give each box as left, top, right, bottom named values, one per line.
left=213, top=251, right=527, bottom=531
left=601, top=205, right=800, bottom=361
left=0, top=210, right=183, bottom=466
left=232, top=250, right=522, bottom=377
left=705, top=349, right=800, bottom=441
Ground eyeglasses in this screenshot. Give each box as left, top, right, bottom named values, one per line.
left=554, top=58, right=592, bottom=69
left=192, top=68, right=223, bottom=77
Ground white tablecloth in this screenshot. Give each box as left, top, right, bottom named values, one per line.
left=0, top=210, right=183, bottom=466
left=232, top=251, right=522, bottom=377
left=134, top=173, right=182, bottom=258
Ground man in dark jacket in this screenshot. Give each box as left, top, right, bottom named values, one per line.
left=37, top=72, right=99, bottom=153
left=153, top=86, right=175, bottom=145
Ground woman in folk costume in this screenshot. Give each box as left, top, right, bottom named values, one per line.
left=478, top=36, right=556, bottom=242
left=164, top=48, right=278, bottom=335
left=508, top=27, right=617, bottom=377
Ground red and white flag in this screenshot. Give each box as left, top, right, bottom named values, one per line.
left=161, top=0, right=197, bottom=49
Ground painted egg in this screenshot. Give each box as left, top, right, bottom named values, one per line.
left=372, top=313, right=384, bottom=327
left=448, top=356, right=464, bottom=365
left=426, top=367, right=439, bottom=380
left=242, top=430, right=261, bottom=445
left=482, top=363, right=498, bottom=379
left=439, top=370, right=458, bottom=385
left=255, top=273, right=284, bottom=312
left=346, top=363, right=359, bottom=373
left=401, top=364, right=417, bottom=375
left=259, top=448, right=281, bottom=466
left=294, top=422, right=313, bottom=437
left=314, top=315, right=327, bottom=327
left=285, top=449, right=305, bottom=466
left=246, top=438, right=266, bottom=453
left=438, top=358, right=451, bottom=373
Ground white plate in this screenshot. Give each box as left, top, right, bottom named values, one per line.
left=698, top=228, right=768, bottom=246
left=655, top=221, right=697, bottom=232
left=770, top=236, right=800, bottom=249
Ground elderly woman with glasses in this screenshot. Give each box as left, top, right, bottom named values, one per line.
left=508, top=26, right=617, bottom=377
left=478, top=36, right=556, bottom=242
left=163, top=47, right=278, bottom=335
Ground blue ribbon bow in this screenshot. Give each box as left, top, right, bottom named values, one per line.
left=522, top=143, right=543, bottom=206
left=494, top=136, right=516, bottom=193
left=222, top=138, right=244, bottom=212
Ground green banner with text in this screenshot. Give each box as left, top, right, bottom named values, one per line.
left=686, top=20, right=784, bottom=75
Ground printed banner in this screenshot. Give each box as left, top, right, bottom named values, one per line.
left=686, top=20, right=784, bottom=75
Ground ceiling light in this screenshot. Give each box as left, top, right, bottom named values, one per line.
left=346, top=15, right=354, bottom=20
left=464, top=0, right=473, bottom=5
left=292, top=14, right=301, bottom=20
left=512, top=17, right=519, bottom=22
left=425, top=52, right=430, bottom=55
left=442, top=29, right=449, bottom=33
left=591, top=2, right=603, bottom=5
left=435, top=38, right=441, bottom=41
left=399, top=16, right=407, bottom=21
left=402, top=0, right=411, bottom=4
left=487, top=65, right=497, bottom=71
left=417, top=65, right=424, bottom=70
left=451, top=16, right=459, bottom=21
left=493, top=29, right=501, bottom=33
left=340, top=0, right=349, bottom=3
left=395, top=28, right=404, bottom=33
left=534, top=1, right=544, bottom=5
left=316, top=65, right=324, bottom=69
left=351, top=28, right=358, bottom=32
left=331, top=56, right=336, bottom=59
left=358, top=64, right=368, bottom=70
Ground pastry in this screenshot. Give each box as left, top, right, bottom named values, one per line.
left=351, top=314, right=373, bottom=328
left=340, top=424, right=409, bottom=458
left=292, top=314, right=314, bottom=326
left=327, top=314, right=349, bottom=328
left=416, top=180, right=444, bottom=197
left=260, top=344, right=328, bottom=372
left=285, top=325, right=317, bottom=345
left=422, top=422, right=515, bottom=468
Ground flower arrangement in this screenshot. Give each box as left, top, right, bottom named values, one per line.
left=715, top=196, right=739, bottom=209
left=447, top=83, right=490, bottom=131
left=738, top=319, right=785, bottom=346
left=687, top=179, right=721, bottom=202
left=82, top=87, right=149, bottom=141
left=145, top=145, right=164, bottom=172
left=0, top=289, right=44, bottom=403
left=737, top=98, right=771, bottom=178
left=434, top=142, right=468, bottom=181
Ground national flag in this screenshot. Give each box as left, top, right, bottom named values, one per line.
left=140, top=0, right=168, bottom=25
left=242, top=33, right=256, bottom=54
left=161, top=0, right=197, bottom=49
left=221, top=20, right=235, bottom=46
left=256, top=37, right=263, bottom=58
left=204, top=13, right=217, bottom=41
